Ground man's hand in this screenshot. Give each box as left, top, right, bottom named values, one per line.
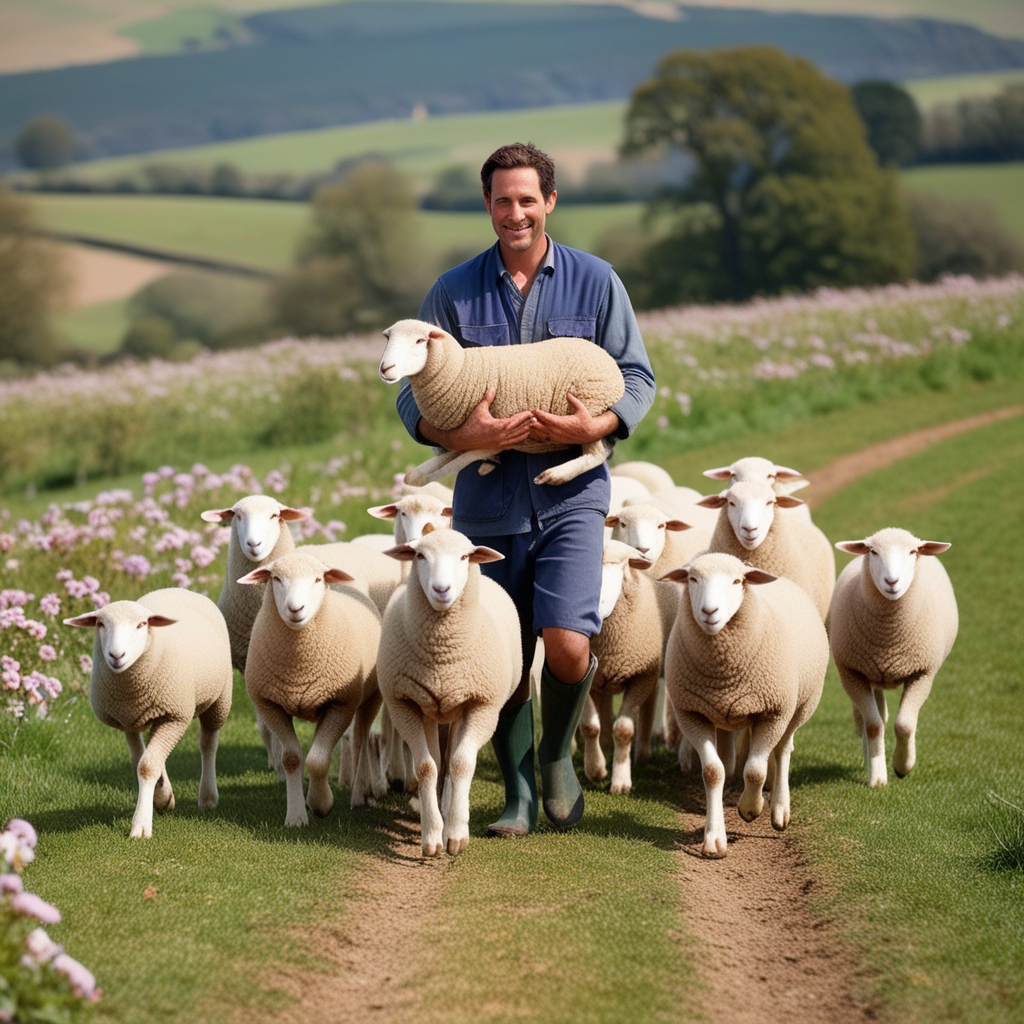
left=419, top=388, right=536, bottom=452
left=528, top=392, right=619, bottom=446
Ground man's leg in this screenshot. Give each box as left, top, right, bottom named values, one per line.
left=533, top=508, right=605, bottom=829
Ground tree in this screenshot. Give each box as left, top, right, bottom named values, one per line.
left=14, top=116, right=76, bottom=170
left=620, top=47, right=915, bottom=304
left=0, top=186, right=67, bottom=365
left=850, top=80, right=922, bottom=166
left=272, top=160, right=425, bottom=335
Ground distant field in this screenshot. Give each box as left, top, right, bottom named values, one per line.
left=904, top=67, right=1024, bottom=109
left=902, top=162, right=1024, bottom=240
left=68, top=101, right=627, bottom=187
left=54, top=298, right=130, bottom=354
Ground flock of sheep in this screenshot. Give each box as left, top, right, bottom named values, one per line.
left=63, top=320, right=959, bottom=859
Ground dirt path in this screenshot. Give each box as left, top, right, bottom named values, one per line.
left=676, top=791, right=877, bottom=1023
left=61, top=244, right=172, bottom=308
left=248, top=810, right=446, bottom=1024
left=804, top=404, right=1024, bottom=509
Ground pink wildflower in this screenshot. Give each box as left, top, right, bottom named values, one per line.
left=38, top=646, right=57, bottom=663
left=39, top=593, right=60, bottom=616
left=190, top=545, right=216, bottom=568
left=6, top=820, right=37, bottom=850
left=79, top=655, right=93, bottom=674
left=23, top=928, right=62, bottom=964
left=120, top=555, right=151, bottom=579
left=92, top=592, right=110, bottom=609
left=25, top=621, right=47, bottom=640
left=1, top=873, right=24, bottom=893
left=53, top=953, right=99, bottom=1000
left=11, top=892, right=60, bottom=924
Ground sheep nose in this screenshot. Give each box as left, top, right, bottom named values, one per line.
left=702, top=606, right=717, bottom=616
left=636, top=546, right=649, bottom=554
left=288, top=603, right=304, bottom=615
left=884, top=576, right=898, bottom=586
left=432, top=584, right=450, bottom=597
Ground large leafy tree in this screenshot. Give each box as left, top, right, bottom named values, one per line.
left=850, top=80, right=922, bottom=166
left=619, top=46, right=914, bottom=304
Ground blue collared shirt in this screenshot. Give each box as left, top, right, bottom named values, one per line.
left=397, top=238, right=655, bottom=535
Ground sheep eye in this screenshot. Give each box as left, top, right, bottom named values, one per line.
left=270, top=513, right=279, bottom=520
left=137, top=622, right=146, bottom=629
left=416, top=337, right=428, bottom=345
left=315, top=577, right=323, bottom=583
left=461, top=553, right=470, bottom=560
left=97, top=621, right=104, bottom=628
left=416, top=553, right=425, bottom=560
left=658, top=523, right=666, bottom=529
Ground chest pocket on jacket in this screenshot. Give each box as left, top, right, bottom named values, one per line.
left=547, top=316, right=597, bottom=341
left=459, top=324, right=511, bottom=347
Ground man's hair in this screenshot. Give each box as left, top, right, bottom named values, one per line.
left=480, top=142, right=556, bottom=199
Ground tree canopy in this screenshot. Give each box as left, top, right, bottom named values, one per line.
left=14, top=116, right=76, bottom=170
left=850, top=80, right=922, bottom=166
left=618, top=46, right=915, bottom=305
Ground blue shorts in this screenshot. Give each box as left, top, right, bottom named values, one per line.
left=469, top=507, right=606, bottom=664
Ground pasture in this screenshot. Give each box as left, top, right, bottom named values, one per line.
left=1, top=277, right=1023, bottom=1021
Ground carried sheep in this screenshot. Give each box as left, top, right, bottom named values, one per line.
left=377, top=527, right=522, bottom=856
left=662, top=552, right=828, bottom=857
left=240, top=551, right=384, bottom=826
left=581, top=541, right=663, bottom=794
left=828, top=527, right=958, bottom=788
left=699, top=480, right=835, bottom=621
left=65, top=589, right=233, bottom=839
left=378, top=319, right=625, bottom=487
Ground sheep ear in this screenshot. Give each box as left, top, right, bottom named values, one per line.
left=659, top=568, right=689, bottom=583
left=469, top=546, right=504, bottom=564
left=238, top=568, right=272, bottom=585
left=441, top=506, right=453, bottom=518
left=384, top=544, right=417, bottom=562
left=697, top=495, right=727, bottom=509
left=917, top=541, right=951, bottom=556
left=428, top=330, right=445, bottom=341
left=279, top=507, right=313, bottom=522
left=323, top=568, right=356, bottom=583
left=605, top=515, right=621, bottom=528
left=368, top=504, right=399, bottom=521
left=703, top=467, right=732, bottom=480
left=64, top=614, right=99, bottom=628
left=776, top=495, right=804, bottom=508
left=665, top=519, right=691, bottom=532
left=422, top=522, right=436, bottom=536
left=744, top=569, right=777, bottom=585
left=148, top=615, right=177, bottom=628
left=628, top=557, right=653, bottom=570
left=774, top=465, right=803, bottom=479
left=836, top=540, right=870, bottom=555
left=201, top=508, right=234, bottom=523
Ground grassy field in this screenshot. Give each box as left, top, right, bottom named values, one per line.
left=53, top=297, right=130, bottom=354
left=1, top=365, right=1022, bottom=1021
left=904, top=67, right=1024, bottom=109
left=902, top=161, right=1024, bottom=241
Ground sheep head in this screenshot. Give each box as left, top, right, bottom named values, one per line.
left=660, top=552, right=777, bottom=635
left=598, top=540, right=652, bottom=621
left=201, top=495, right=312, bottom=563
left=703, top=456, right=804, bottom=487
left=64, top=601, right=176, bottom=674
left=698, top=481, right=803, bottom=551
left=605, top=503, right=691, bottom=564
left=368, top=495, right=452, bottom=544
left=379, top=319, right=448, bottom=383
left=237, top=551, right=354, bottom=629
left=836, top=528, right=951, bottom=601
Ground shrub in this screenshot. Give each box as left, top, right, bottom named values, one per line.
left=120, top=315, right=177, bottom=359
left=14, top=117, right=76, bottom=171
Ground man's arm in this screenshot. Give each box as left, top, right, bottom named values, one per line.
left=400, top=278, right=537, bottom=452
left=528, top=270, right=655, bottom=445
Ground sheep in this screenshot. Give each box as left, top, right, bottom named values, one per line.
left=399, top=481, right=454, bottom=503
left=662, top=552, right=828, bottom=857
left=610, top=474, right=651, bottom=513
left=699, top=481, right=835, bottom=621
left=610, top=460, right=675, bottom=495
left=828, top=528, right=958, bottom=788
left=377, top=526, right=522, bottom=856
left=624, top=488, right=719, bottom=532
left=378, top=319, right=625, bottom=487
left=301, top=540, right=402, bottom=617
left=703, top=456, right=813, bottom=522
left=64, top=590, right=232, bottom=839
left=239, top=551, right=384, bottom=826
left=580, top=541, right=663, bottom=794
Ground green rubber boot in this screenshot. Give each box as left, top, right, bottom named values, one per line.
left=539, top=655, right=597, bottom=830
left=487, top=699, right=539, bottom=837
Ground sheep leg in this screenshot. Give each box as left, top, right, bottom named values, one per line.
left=533, top=440, right=612, bottom=487
left=125, top=731, right=145, bottom=774
left=406, top=449, right=500, bottom=487
left=196, top=723, right=220, bottom=810
left=258, top=702, right=308, bottom=827
left=580, top=693, right=607, bottom=783
left=130, top=718, right=189, bottom=839
left=893, top=673, right=934, bottom=778
left=444, top=705, right=501, bottom=856
left=306, top=703, right=351, bottom=819
left=636, top=683, right=657, bottom=766
left=838, top=665, right=888, bottom=787
left=677, top=711, right=728, bottom=858
left=337, top=726, right=354, bottom=789
left=596, top=691, right=615, bottom=760
left=769, top=733, right=796, bottom=831
left=389, top=701, right=443, bottom=856
left=257, top=709, right=283, bottom=775
left=739, top=720, right=786, bottom=823
left=716, top=729, right=737, bottom=781
left=350, top=691, right=386, bottom=808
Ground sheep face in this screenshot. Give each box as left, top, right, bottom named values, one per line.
left=836, top=528, right=951, bottom=601
left=703, top=456, right=803, bottom=487
left=605, top=504, right=690, bottom=564
left=379, top=319, right=441, bottom=383
left=237, top=552, right=355, bottom=629
left=385, top=528, right=503, bottom=612
left=201, top=495, right=312, bottom=563
left=698, top=481, right=803, bottom=551
left=661, top=553, right=777, bottom=635
left=64, top=601, right=176, bottom=673
left=368, top=496, right=453, bottom=545
left=598, top=541, right=652, bottom=620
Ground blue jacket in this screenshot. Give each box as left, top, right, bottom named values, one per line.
left=397, top=239, right=655, bottom=536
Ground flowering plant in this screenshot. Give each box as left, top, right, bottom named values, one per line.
left=0, top=818, right=99, bottom=1022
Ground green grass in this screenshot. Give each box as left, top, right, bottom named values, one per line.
left=902, top=162, right=1024, bottom=241
left=33, top=194, right=307, bottom=272
left=53, top=297, right=130, bottom=354
left=904, top=67, right=1024, bottom=110
left=116, top=7, right=248, bottom=55
left=68, top=101, right=627, bottom=184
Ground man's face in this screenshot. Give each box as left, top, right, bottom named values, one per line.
left=484, top=166, right=557, bottom=256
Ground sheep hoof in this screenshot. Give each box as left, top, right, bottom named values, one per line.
left=700, top=837, right=728, bottom=858
left=284, top=812, right=309, bottom=827
left=198, top=792, right=218, bottom=810
left=404, top=469, right=428, bottom=486
left=609, top=781, right=631, bottom=795
left=771, top=809, right=790, bottom=831
left=533, top=471, right=563, bottom=486
left=129, top=822, right=152, bottom=839
left=446, top=836, right=468, bottom=856
left=422, top=841, right=443, bottom=857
